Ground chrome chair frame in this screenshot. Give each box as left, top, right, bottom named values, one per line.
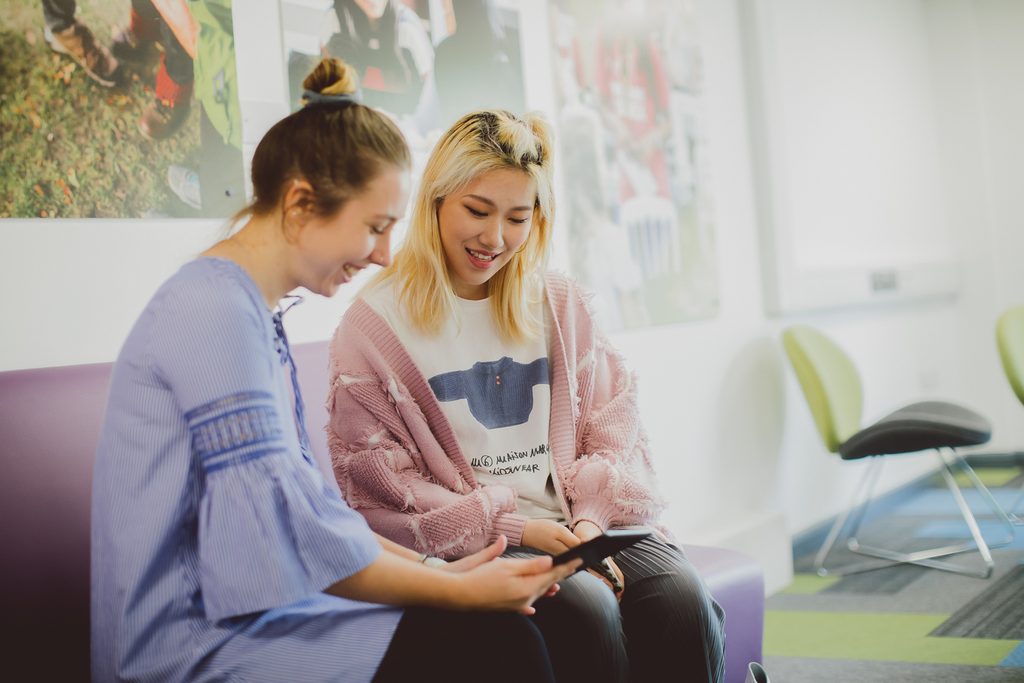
left=815, top=448, right=1016, bottom=579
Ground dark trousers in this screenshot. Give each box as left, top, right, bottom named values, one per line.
left=42, top=0, right=76, bottom=31
left=373, top=607, right=555, bottom=683
left=513, top=535, right=726, bottom=683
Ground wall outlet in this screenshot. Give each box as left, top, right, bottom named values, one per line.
left=871, top=269, right=899, bottom=292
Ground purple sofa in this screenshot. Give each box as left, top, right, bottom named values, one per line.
left=0, top=341, right=763, bottom=681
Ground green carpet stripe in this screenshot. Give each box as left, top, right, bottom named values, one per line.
left=782, top=574, right=841, bottom=595
left=765, top=611, right=1019, bottom=665
left=931, top=466, right=1023, bottom=488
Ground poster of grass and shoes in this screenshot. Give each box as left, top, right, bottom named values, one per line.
left=0, top=0, right=245, bottom=218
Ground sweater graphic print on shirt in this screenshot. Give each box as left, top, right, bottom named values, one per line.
left=330, top=274, right=670, bottom=558
left=362, top=282, right=563, bottom=521
left=429, top=356, right=550, bottom=429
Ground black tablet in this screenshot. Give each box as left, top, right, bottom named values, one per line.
left=552, top=529, right=651, bottom=572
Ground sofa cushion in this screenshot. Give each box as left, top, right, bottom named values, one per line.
left=0, top=362, right=108, bottom=679
left=0, top=341, right=763, bottom=682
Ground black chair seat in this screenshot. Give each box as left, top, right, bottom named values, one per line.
left=783, top=325, right=1009, bottom=578
left=838, top=401, right=992, bottom=460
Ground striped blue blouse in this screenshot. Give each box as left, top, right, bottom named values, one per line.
left=91, top=258, right=402, bottom=682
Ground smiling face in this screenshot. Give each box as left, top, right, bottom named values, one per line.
left=294, top=165, right=410, bottom=298
left=437, top=167, right=537, bottom=300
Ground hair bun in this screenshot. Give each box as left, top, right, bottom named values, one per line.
left=303, top=57, right=359, bottom=98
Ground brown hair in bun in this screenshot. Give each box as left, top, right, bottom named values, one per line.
left=239, top=57, right=410, bottom=223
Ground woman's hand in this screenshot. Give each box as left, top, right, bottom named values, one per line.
left=442, top=535, right=514, bottom=573
left=454, top=551, right=579, bottom=615
left=570, top=519, right=604, bottom=543
left=442, top=537, right=560, bottom=599
left=572, top=520, right=626, bottom=598
left=330, top=535, right=575, bottom=612
left=522, top=518, right=581, bottom=555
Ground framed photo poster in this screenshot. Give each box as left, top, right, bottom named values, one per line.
left=548, top=0, right=719, bottom=331
left=279, top=2, right=524, bottom=180
left=1, top=0, right=247, bottom=219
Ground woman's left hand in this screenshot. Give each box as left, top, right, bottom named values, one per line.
left=441, top=536, right=507, bottom=573
left=439, top=536, right=561, bottom=598
left=572, top=520, right=625, bottom=599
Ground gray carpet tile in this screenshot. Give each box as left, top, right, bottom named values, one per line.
left=893, top=550, right=1024, bottom=612
left=825, top=563, right=927, bottom=594
left=930, top=564, right=1024, bottom=640
left=763, top=656, right=1024, bottom=683
left=774, top=469, right=1024, bottom=681
left=773, top=550, right=1024, bottom=615
left=792, top=515, right=992, bottom=576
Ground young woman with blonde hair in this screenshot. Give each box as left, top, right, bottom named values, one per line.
left=328, top=109, right=726, bottom=683
left=91, top=60, right=576, bottom=683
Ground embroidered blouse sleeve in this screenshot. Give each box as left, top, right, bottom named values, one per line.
left=148, top=275, right=380, bottom=622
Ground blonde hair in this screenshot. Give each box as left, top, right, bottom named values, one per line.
left=375, top=110, right=555, bottom=343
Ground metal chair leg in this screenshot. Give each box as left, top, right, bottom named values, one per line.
left=1007, top=489, right=1024, bottom=526
left=850, top=449, right=1015, bottom=579
left=951, top=451, right=1017, bottom=532
left=814, top=458, right=902, bottom=576
left=815, top=449, right=1017, bottom=578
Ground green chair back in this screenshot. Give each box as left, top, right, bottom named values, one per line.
left=996, top=305, right=1024, bottom=405
left=782, top=325, right=863, bottom=452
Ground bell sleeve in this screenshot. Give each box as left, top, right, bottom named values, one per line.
left=149, top=270, right=381, bottom=622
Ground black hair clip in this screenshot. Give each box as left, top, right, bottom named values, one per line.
left=302, top=89, right=363, bottom=108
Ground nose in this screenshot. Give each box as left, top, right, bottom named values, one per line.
left=370, top=231, right=392, bottom=267
left=479, top=216, right=505, bottom=251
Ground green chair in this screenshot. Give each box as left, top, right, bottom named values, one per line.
left=782, top=325, right=1015, bottom=579
left=996, top=305, right=1024, bottom=522
left=996, top=306, right=1024, bottom=405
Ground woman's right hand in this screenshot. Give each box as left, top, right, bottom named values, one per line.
left=521, top=519, right=581, bottom=556
left=455, top=553, right=581, bottom=615
left=328, top=534, right=579, bottom=614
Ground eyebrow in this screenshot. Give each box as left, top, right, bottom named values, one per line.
left=464, top=194, right=533, bottom=212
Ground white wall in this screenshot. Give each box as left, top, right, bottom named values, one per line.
left=2, top=0, right=1022, bottom=595
left=930, top=0, right=1024, bottom=436
left=746, top=0, right=962, bottom=316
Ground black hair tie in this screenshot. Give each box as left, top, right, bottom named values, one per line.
left=302, top=89, right=363, bottom=108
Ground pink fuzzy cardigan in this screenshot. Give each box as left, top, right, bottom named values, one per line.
left=326, top=274, right=667, bottom=559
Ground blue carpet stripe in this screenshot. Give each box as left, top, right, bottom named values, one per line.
left=913, top=520, right=1024, bottom=549
left=892, top=489, right=1021, bottom=516
left=1000, top=641, right=1024, bottom=667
